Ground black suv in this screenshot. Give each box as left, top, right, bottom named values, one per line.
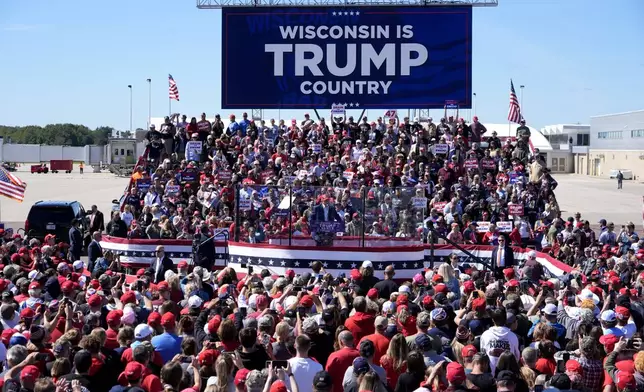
left=25, top=201, right=89, bottom=242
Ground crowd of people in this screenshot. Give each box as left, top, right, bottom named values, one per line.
left=116, top=113, right=562, bottom=249
left=1, top=112, right=643, bottom=392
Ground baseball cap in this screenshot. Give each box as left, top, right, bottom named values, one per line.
left=352, top=357, right=370, bottom=375
left=20, top=307, right=35, bottom=319
left=124, top=362, right=145, bottom=381
left=565, top=359, right=583, bottom=374
left=313, top=371, right=332, bottom=390
left=120, top=291, right=136, bottom=305
left=234, top=368, right=251, bottom=386
left=600, top=310, right=617, bottom=323
left=615, top=306, right=631, bottom=321
left=161, top=312, right=176, bottom=329
left=446, top=362, right=466, bottom=385
left=415, top=334, right=433, bottom=351
left=430, top=308, right=447, bottom=322
left=134, top=324, right=154, bottom=339
left=269, top=380, right=288, bottom=392
left=542, top=303, right=558, bottom=316
left=147, top=312, right=161, bottom=328
left=461, top=345, right=477, bottom=358
left=616, top=371, right=636, bottom=391
left=20, top=365, right=40, bottom=382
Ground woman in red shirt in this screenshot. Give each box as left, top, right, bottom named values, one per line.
left=380, top=334, right=408, bottom=390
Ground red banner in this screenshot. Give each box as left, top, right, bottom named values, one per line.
left=508, top=203, right=524, bottom=216
left=464, top=159, right=479, bottom=169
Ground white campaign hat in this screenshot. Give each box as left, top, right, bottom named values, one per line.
left=362, top=260, right=373, bottom=269
left=188, top=295, right=203, bottom=309
left=134, top=324, right=154, bottom=339
left=577, top=288, right=600, bottom=305
left=72, top=260, right=85, bottom=270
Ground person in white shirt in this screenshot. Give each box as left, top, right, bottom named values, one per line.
left=479, top=308, right=520, bottom=374
left=288, top=334, right=323, bottom=390
left=0, top=304, right=19, bottom=330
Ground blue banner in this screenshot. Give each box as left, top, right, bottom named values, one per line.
left=222, top=6, right=472, bottom=109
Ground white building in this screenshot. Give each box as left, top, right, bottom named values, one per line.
left=540, top=124, right=590, bottom=174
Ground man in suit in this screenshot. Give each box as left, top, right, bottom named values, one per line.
left=68, top=219, right=83, bottom=261
left=151, top=245, right=175, bottom=284
left=491, top=235, right=515, bottom=278
left=88, top=205, right=105, bottom=233
left=313, top=196, right=341, bottom=223
left=87, top=231, right=103, bottom=274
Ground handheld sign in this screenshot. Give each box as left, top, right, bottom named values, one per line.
left=312, top=144, right=322, bottom=154
left=412, top=197, right=428, bottom=209
left=496, top=221, right=513, bottom=233
left=136, top=178, right=151, bottom=193
left=343, top=171, right=354, bottom=181
left=481, top=158, right=496, bottom=170
left=434, top=144, right=449, bottom=154
left=238, top=198, right=252, bottom=211
left=508, top=204, right=524, bottom=216
left=185, top=141, right=203, bottom=162
left=383, top=110, right=397, bottom=118
left=165, top=185, right=180, bottom=197
left=464, top=159, right=479, bottom=169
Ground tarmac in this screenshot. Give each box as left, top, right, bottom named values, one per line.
left=0, top=166, right=641, bottom=232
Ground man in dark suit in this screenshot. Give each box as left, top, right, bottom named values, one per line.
left=151, top=245, right=175, bottom=284
left=68, top=219, right=83, bottom=261
left=313, top=196, right=342, bottom=223
left=89, top=205, right=105, bottom=233
left=87, top=231, right=103, bottom=274
left=491, top=235, right=514, bottom=277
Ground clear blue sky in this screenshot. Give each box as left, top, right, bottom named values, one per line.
left=1, top=0, right=643, bottom=131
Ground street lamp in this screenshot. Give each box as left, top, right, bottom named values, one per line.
left=147, top=79, right=152, bottom=130
left=127, top=85, right=133, bottom=135
left=473, top=92, right=477, bottom=117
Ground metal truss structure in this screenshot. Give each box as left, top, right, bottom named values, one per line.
left=197, top=0, right=497, bottom=8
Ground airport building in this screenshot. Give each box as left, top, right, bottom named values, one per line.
left=539, top=124, right=590, bottom=174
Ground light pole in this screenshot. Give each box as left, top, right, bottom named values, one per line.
left=519, top=85, right=525, bottom=112
left=147, top=78, right=152, bottom=130
left=128, top=85, right=133, bottom=135
left=473, top=92, right=477, bottom=117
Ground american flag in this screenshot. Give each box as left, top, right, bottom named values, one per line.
left=0, top=167, right=26, bottom=202
left=168, top=74, right=180, bottom=101
left=508, top=79, right=523, bottom=124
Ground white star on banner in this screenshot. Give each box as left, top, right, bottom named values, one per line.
left=355, top=103, right=360, bottom=107
left=323, top=262, right=328, bottom=268
left=343, top=102, right=348, bottom=106
left=337, top=262, right=343, bottom=268
left=349, top=103, right=354, bottom=107
left=378, top=263, right=384, bottom=269
left=309, top=261, right=313, bottom=267
left=237, top=257, right=242, bottom=263
left=280, top=261, right=286, bottom=266
left=230, top=256, right=234, bottom=262
left=294, top=261, right=300, bottom=267
left=332, top=11, right=336, bottom=15
left=350, top=263, right=357, bottom=268
left=344, top=11, right=348, bottom=15
left=414, top=262, right=419, bottom=268
left=402, top=262, right=408, bottom=268
left=169, top=253, right=175, bottom=257
left=356, top=11, right=360, bottom=15
left=269, top=259, right=274, bottom=265
left=247, top=257, right=251, bottom=263
left=350, top=11, right=354, bottom=15
left=257, top=259, right=262, bottom=264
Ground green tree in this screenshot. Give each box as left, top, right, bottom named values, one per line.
left=0, top=124, right=113, bottom=146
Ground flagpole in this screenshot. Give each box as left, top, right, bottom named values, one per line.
left=169, top=97, right=171, bottom=117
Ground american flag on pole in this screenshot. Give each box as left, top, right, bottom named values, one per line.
left=168, top=74, right=180, bottom=101
left=508, top=79, right=523, bottom=124
left=0, top=167, right=26, bottom=202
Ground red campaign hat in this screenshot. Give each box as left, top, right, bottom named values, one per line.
left=20, top=365, right=40, bottom=382
left=147, top=312, right=162, bottom=328
left=434, top=283, right=448, bottom=294
left=178, top=261, right=188, bottom=269
left=285, top=269, right=295, bottom=278
left=1, top=329, right=15, bottom=346
left=61, top=280, right=74, bottom=293
left=505, top=279, right=520, bottom=288
left=463, top=280, right=475, bottom=294
left=0, top=279, right=7, bottom=292
left=89, top=279, right=100, bottom=290
left=198, top=349, right=219, bottom=366
left=367, top=288, right=378, bottom=299
left=616, top=371, right=636, bottom=390
left=350, top=269, right=362, bottom=280
left=157, top=281, right=169, bottom=291
left=208, top=315, right=222, bottom=334
left=615, top=306, right=631, bottom=321
left=396, top=295, right=409, bottom=306
left=565, top=359, right=583, bottom=374
left=540, top=280, right=555, bottom=289
left=300, top=295, right=314, bottom=308
left=609, top=276, right=621, bottom=287
left=422, top=295, right=433, bottom=306
left=503, top=268, right=515, bottom=279
left=106, top=310, right=123, bottom=327
left=270, top=380, right=288, bottom=392
left=124, top=362, right=145, bottom=381
left=180, top=308, right=190, bottom=316
left=161, top=312, right=176, bottom=328
left=136, top=268, right=146, bottom=277
left=234, top=368, right=251, bottom=386
left=461, top=345, right=477, bottom=358
left=20, top=308, right=35, bottom=319
left=472, top=297, right=486, bottom=312
left=431, top=274, right=444, bottom=283
left=599, top=334, right=619, bottom=352
left=88, top=294, right=102, bottom=308
left=120, top=291, right=136, bottom=305
left=28, top=282, right=41, bottom=290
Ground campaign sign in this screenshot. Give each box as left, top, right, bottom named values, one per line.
left=497, top=221, right=513, bottom=233
left=311, top=220, right=345, bottom=234
left=165, top=185, right=180, bottom=197
left=136, top=178, right=151, bottom=193
left=434, top=144, right=449, bottom=154
left=433, top=201, right=447, bottom=212
left=412, top=197, right=427, bottom=209
left=185, top=141, right=203, bottom=162
left=508, top=203, right=524, bottom=216
left=464, top=158, right=479, bottom=169
left=181, top=168, right=198, bottom=183
left=481, top=158, right=496, bottom=170
left=218, top=170, right=232, bottom=181
left=221, top=7, right=472, bottom=109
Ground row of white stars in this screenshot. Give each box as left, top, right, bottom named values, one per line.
left=231, top=256, right=421, bottom=269
left=331, top=11, right=360, bottom=16
left=332, top=102, right=360, bottom=107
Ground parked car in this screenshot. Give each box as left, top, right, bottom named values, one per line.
left=25, top=200, right=89, bottom=242
left=30, top=164, right=49, bottom=174
left=609, top=169, right=634, bottom=180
